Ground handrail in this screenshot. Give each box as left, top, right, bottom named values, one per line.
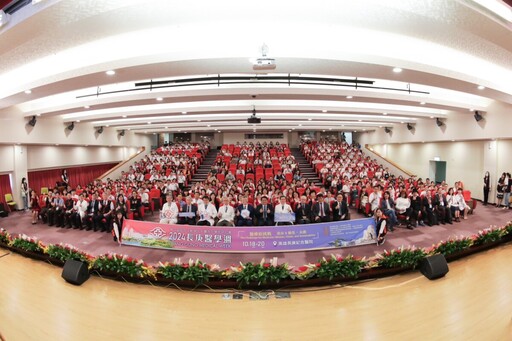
left=364, top=144, right=415, bottom=178
left=98, top=147, right=146, bottom=180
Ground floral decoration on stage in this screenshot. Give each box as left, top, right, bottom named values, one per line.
left=0, top=221, right=511, bottom=287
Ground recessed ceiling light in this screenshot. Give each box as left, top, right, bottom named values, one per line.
left=156, top=97, right=163, bottom=101
left=393, top=67, right=402, bottom=73
left=207, top=124, right=211, bottom=127
left=430, top=116, right=434, bottom=118
left=346, top=96, right=353, bottom=99
left=105, top=125, right=109, bottom=127
left=36, top=114, right=41, bottom=116
left=383, top=112, right=387, bottom=115
left=379, top=126, right=383, bottom=128
left=322, top=130, right=325, bottom=132
left=153, top=133, right=156, bottom=135
left=164, top=126, right=168, bottom=129
left=218, top=131, right=221, bottom=133
left=308, top=118, right=312, bottom=121
left=24, top=90, right=32, bottom=94
left=401, top=121, right=404, bottom=124
left=322, top=110, right=327, bottom=113
left=358, top=119, right=362, bottom=122
left=106, top=70, right=116, bottom=76
left=181, top=111, right=187, bottom=115
left=477, top=85, right=485, bottom=90
left=178, top=130, right=181, bottom=132
left=147, top=122, right=151, bottom=125
left=288, top=130, right=291, bottom=132
left=298, top=124, right=302, bottom=126
left=55, top=144, right=59, bottom=146
left=340, top=124, right=344, bottom=127
left=353, top=130, right=357, bottom=132
left=451, top=139, right=455, bottom=142
left=84, top=105, right=90, bottom=109
left=420, top=102, right=426, bottom=105
left=127, top=128, right=131, bottom=131
left=122, top=115, right=127, bottom=118
left=469, top=108, right=475, bottom=112
left=76, top=120, right=80, bottom=123
left=184, top=132, right=187, bottom=133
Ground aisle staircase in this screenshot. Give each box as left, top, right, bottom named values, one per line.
left=187, top=148, right=218, bottom=189
left=290, top=148, right=324, bottom=187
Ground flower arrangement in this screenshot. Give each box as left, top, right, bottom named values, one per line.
left=226, top=257, right=292, bottom=286
left=1, top=222, right=512, bottom=288
left=376, top=246, right=426, bottom=269
left=472, top=227, right=505, bottom=246
left=0, top=228, right=9, bottom=245
left=313, top=254, right=367, bottom=280
left=93, top=253, right=154, bottom=279
left=157, top=258, right=220, bottom=285
left=431, top=237, right=473, bottom=256
left=45, top=243, right=93, bottom=264
left=9, top=234, right=43, bottom=253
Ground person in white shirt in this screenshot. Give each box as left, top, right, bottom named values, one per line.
left=274, top=195, right=294, bottom=225
left=197, top=196, right=218, bottom=226
left=160, top=194, right=179, bottom=224
left=216, top=197, right=235, bottom=226
left=72, top=193, right=89, bottom=229
left=395, top=190, right=413, bottom=229
left=368, top=186, right=382, bottom=213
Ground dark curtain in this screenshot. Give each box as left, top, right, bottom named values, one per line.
left=0, top=174, right=13, bottom=205
left=28, top=163, right=118, bottom=194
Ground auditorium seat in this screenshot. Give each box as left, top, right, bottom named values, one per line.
left=4, top=193, right=17, bottom=212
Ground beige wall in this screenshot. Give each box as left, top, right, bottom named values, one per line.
left=0, top=146, right=14, bottom=173
left=371, top=141, right=486, bottom=200
left=26, top=145, right=137, bottom=170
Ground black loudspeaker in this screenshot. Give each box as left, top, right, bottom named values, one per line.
left=419, top=254, right=449, bottom=280
left=62, top=259, right=90, bottom=285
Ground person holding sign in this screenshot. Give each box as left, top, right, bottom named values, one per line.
left=235, top=196, right=255, bottom=226
left=197, top=196, right=217, bottom=226
left=217, top=197, right=235, bottom=226
left=159, top=194, right=179, bottom=224
left=178, top=196, right=197, bottom=225
left=274, top=195, right=294, bottom=225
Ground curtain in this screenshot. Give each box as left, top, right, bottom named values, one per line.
left=28, top=163, right=118, bottom=194
left=0, top=174, right=13, bottom=205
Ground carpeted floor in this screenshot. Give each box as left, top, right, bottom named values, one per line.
left=1, top=204, right=510, bottom=268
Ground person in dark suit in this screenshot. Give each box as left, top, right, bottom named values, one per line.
left=421, top=191, right=438, bottom=226
left=235, top=196, right=255, bottom=226
left=434, top=188, right=452, bottom=225
left=311, top=193, right=331, bottom=223
left=332, top=193, right=349, bottom=221
left=255, top=196, right=274, bottom=226
left=87, top=193, right=102, bottom=231
left=294, top=195, right=312, bottom=224
left=179, top=196, right=197, bottom=225
left=129, top=191, right=142, bottom=221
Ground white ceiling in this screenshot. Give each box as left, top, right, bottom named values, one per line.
left=0, top=0, right=511, bottom=134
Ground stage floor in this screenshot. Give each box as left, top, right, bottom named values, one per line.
left=1, top=205, right=510, bottom=268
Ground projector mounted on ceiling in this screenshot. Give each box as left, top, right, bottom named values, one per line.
left=252, top=43, right=276, bottom=70
left=248, top=106, right=261, bottom=124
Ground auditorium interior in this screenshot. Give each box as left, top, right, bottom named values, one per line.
left=1, top=1, right=512, bottom=340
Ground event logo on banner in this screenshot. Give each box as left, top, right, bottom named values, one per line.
left=121, top=218, right=377, bottom=253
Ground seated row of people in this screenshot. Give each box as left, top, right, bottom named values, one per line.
left=158, top=192, right=350, bottom=226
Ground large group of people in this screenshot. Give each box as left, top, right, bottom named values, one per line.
left=21, top=138, right=484, bottom=247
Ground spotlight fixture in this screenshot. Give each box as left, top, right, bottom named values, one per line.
left=27, top=116, right=37, bottom=127
left=407, top=123, right=414, bottom=131
left=67, top=122, right=75, bottom=131
left=96, top=126, right=104, bottom=134
left=384, top=127, right=392, bottom=134
left=119, top=130, right=125, bottom=136
left=474, top=111, right=484, bottom=122
left=436, top=118, right=444, bottom=127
